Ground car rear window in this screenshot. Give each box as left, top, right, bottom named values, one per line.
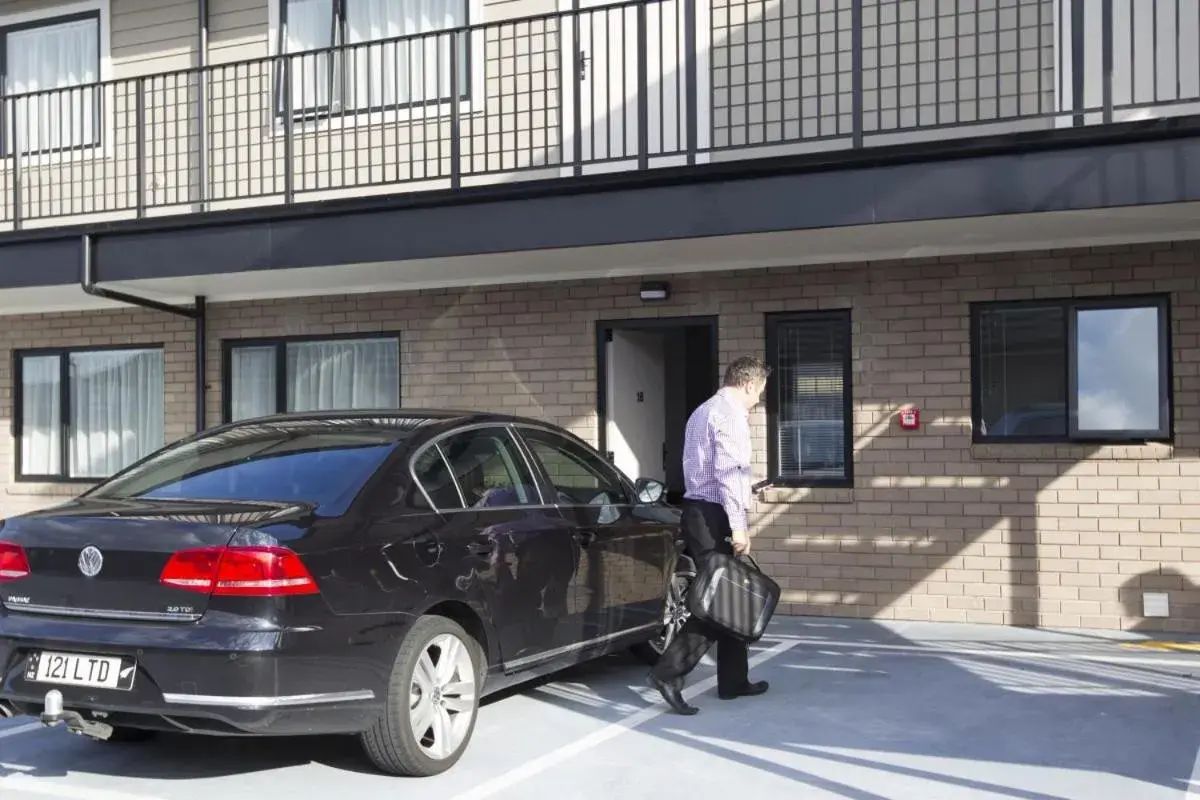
left=88, top=426, right=409, bottom=513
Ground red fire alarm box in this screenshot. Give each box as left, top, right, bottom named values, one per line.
left=898, top=406, right=920, bottom=430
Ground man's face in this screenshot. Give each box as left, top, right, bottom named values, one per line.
left=741, top=377, right=767, bottom=410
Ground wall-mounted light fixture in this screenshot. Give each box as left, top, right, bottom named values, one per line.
left=639, top=281, right=670, bottom=302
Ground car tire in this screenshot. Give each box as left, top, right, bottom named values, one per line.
left=361, top=614, right=483, bottom=777
left=630, top=571, right=692, bottom=666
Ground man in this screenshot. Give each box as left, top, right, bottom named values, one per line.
left=648, top=355, right=771, bottom=715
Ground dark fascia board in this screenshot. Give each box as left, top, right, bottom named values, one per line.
left=4, top=113, right=1200, bottom=246
left=0, top=237, right=81, bottom=287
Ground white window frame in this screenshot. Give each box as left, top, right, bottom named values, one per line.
left=0, top=0, right=113, bottom=167
left=267, top=0, right=485, bottom=136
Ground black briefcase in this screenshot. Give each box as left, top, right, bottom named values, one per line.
left=686, top=551, right=781, bottom=643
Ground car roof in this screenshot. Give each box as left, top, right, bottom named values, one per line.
left=205, top=408, right=562, bottom=437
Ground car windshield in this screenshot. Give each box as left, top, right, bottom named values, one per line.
left=87, top=421, right=414, bottom=513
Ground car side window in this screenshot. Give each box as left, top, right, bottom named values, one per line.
left=410, top=444, right=464, bottom=511
left=436, top=427, right=541, bottom=508
left=518, top=427, right=629, bottom=507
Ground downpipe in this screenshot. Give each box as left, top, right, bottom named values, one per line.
left=39, top=689, right=113, bottom=740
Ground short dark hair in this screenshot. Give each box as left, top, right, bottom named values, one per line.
left=723, top=355, right=771, bottom=388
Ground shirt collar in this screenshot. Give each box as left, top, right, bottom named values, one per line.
left=717, top=387, right=749, bottom=418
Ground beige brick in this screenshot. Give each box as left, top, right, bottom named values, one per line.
left=0, top=243, right=1195, bottom=632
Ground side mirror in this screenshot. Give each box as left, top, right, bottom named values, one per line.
left=634, top=478, right=665, bottom=504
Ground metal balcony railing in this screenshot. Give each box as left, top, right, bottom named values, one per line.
left=0, top=0, right=1196, bottom=229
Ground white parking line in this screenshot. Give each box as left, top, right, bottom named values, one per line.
left=1187, top=746, right=1200, bottom=800
left=449, top=638, right=799, bottom=800
left=768, top=635, right=1200, bottom=667
left=0, top=721, right=44, bottom=740
left=0, top=773, right=165, bottom=800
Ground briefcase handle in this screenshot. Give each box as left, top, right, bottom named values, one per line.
left=722, top=536, right=763, bottom=572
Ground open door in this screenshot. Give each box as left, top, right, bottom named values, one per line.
left=559, top=0, right=710, bottom=176
left=605, top=329, right=667, bottom=483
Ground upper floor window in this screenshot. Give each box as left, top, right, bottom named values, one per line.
left=224, top=333, right=401, bottom=421
left=765, top=310, right=853, bottom=487
left=2, top=10, right=101, bottom=154
left=971, top=295, right=1172, bottom=443
left=280, top=0, right=469, bottom=116
left=16, top=345, right=165, bottom=481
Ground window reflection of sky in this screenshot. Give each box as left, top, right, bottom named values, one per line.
left=1076, top=307, right=1161, bottom=431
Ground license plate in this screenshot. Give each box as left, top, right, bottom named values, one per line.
left=24, top=651, right=136, bottom=691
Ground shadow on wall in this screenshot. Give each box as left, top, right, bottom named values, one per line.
left=1119, top=569, right=1200, bottom=635
left=203, top=243, right=1200, bottom=635
left=424, top=254, right=1200, bottom=633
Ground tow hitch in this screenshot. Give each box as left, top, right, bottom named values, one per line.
left=39, top=689, right=114, bottom=740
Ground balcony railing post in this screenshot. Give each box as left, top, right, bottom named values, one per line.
left=684, top=0, right=697, bottom=163
left=282, top=56, right=294, bottom=205
left=851, top=0, right=863, bottom=148
left=636, top=0, right=648, bottom=170
left=1101, top=0, right=1113, bottom=123
left=1070, top=0, right=1085, bottom=126
left=572, top=10, right=583, bottom=174
left=450, top=31, right=462, bottom=189
left=135, top=76, right=146, bottom=218
left=10, top=99, right=21, bottom=230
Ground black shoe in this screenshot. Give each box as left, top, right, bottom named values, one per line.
left=718, top=680, right=769, bottom=700
left=648, top=674, right=699, bottom=715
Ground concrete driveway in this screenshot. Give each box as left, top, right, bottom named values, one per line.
left=2, top=616, right=1199, bottom=800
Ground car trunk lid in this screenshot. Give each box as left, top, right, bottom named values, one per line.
left=0, top=497, right=313, bottom=622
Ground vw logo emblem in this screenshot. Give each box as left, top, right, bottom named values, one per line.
left=78, top=546, right=104, bottom=578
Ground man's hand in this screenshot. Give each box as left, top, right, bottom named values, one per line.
left=730, top=529, right=750, bottom=555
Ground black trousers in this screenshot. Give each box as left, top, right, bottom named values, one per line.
left=651, top=499, right=749, bottom=693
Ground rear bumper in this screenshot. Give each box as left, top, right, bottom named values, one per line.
left=0, top=610, right=401, bottom=735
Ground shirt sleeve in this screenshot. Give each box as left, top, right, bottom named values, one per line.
left=709, top=411, right=749, bottom=532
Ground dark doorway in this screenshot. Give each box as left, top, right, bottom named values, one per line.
left=596, top=316, right=719, bottom=505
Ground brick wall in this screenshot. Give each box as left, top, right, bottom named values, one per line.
left=4, top=240, right=1200, bottom=632
left=0, top=307, right=194, bottom=514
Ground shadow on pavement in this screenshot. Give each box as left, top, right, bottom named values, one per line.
left=3, top=618, right=1198, bottom=796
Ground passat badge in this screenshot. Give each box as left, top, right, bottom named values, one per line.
left=78, top=546, right=104, bottom=578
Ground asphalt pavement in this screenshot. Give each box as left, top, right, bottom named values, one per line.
left=3, top=616, right=1200, bottom=800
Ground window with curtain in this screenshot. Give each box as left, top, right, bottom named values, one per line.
left=3, top=12, right=101, bottom=154
left=765, top=310, right=853, bottom=486
left=280, top=0, right=468, bottom=115
left=17, top=347, right=166, bottom=481
left=226, top=334, right=401, bottom=421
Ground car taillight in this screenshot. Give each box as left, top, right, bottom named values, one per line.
left=0, top=540, right=30, bottom=582
left=160, top=546, right=318, bottom=597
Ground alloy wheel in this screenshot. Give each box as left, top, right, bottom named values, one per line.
left=408, top=632, right=477, bottom=760
left=647, top=574, right=691, bottom=655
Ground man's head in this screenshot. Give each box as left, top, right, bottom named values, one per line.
left=722, top=355, right=771, bottom=410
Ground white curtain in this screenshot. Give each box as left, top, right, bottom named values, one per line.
left=345, top=0, right=466, bottom=109
left=286, top=338, right=400, bottom=411
left=230, top=346, right=278, bottom=421
left=7, top=17, right=99, bottom=152
left=286, top=0, right=335, bottom=109
left=20, top=355, right=61, bottom=475
left=68, top=349, right=165, bottom=479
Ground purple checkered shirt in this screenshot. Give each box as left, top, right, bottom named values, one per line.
left=681, top=387, right=752, bottom=532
